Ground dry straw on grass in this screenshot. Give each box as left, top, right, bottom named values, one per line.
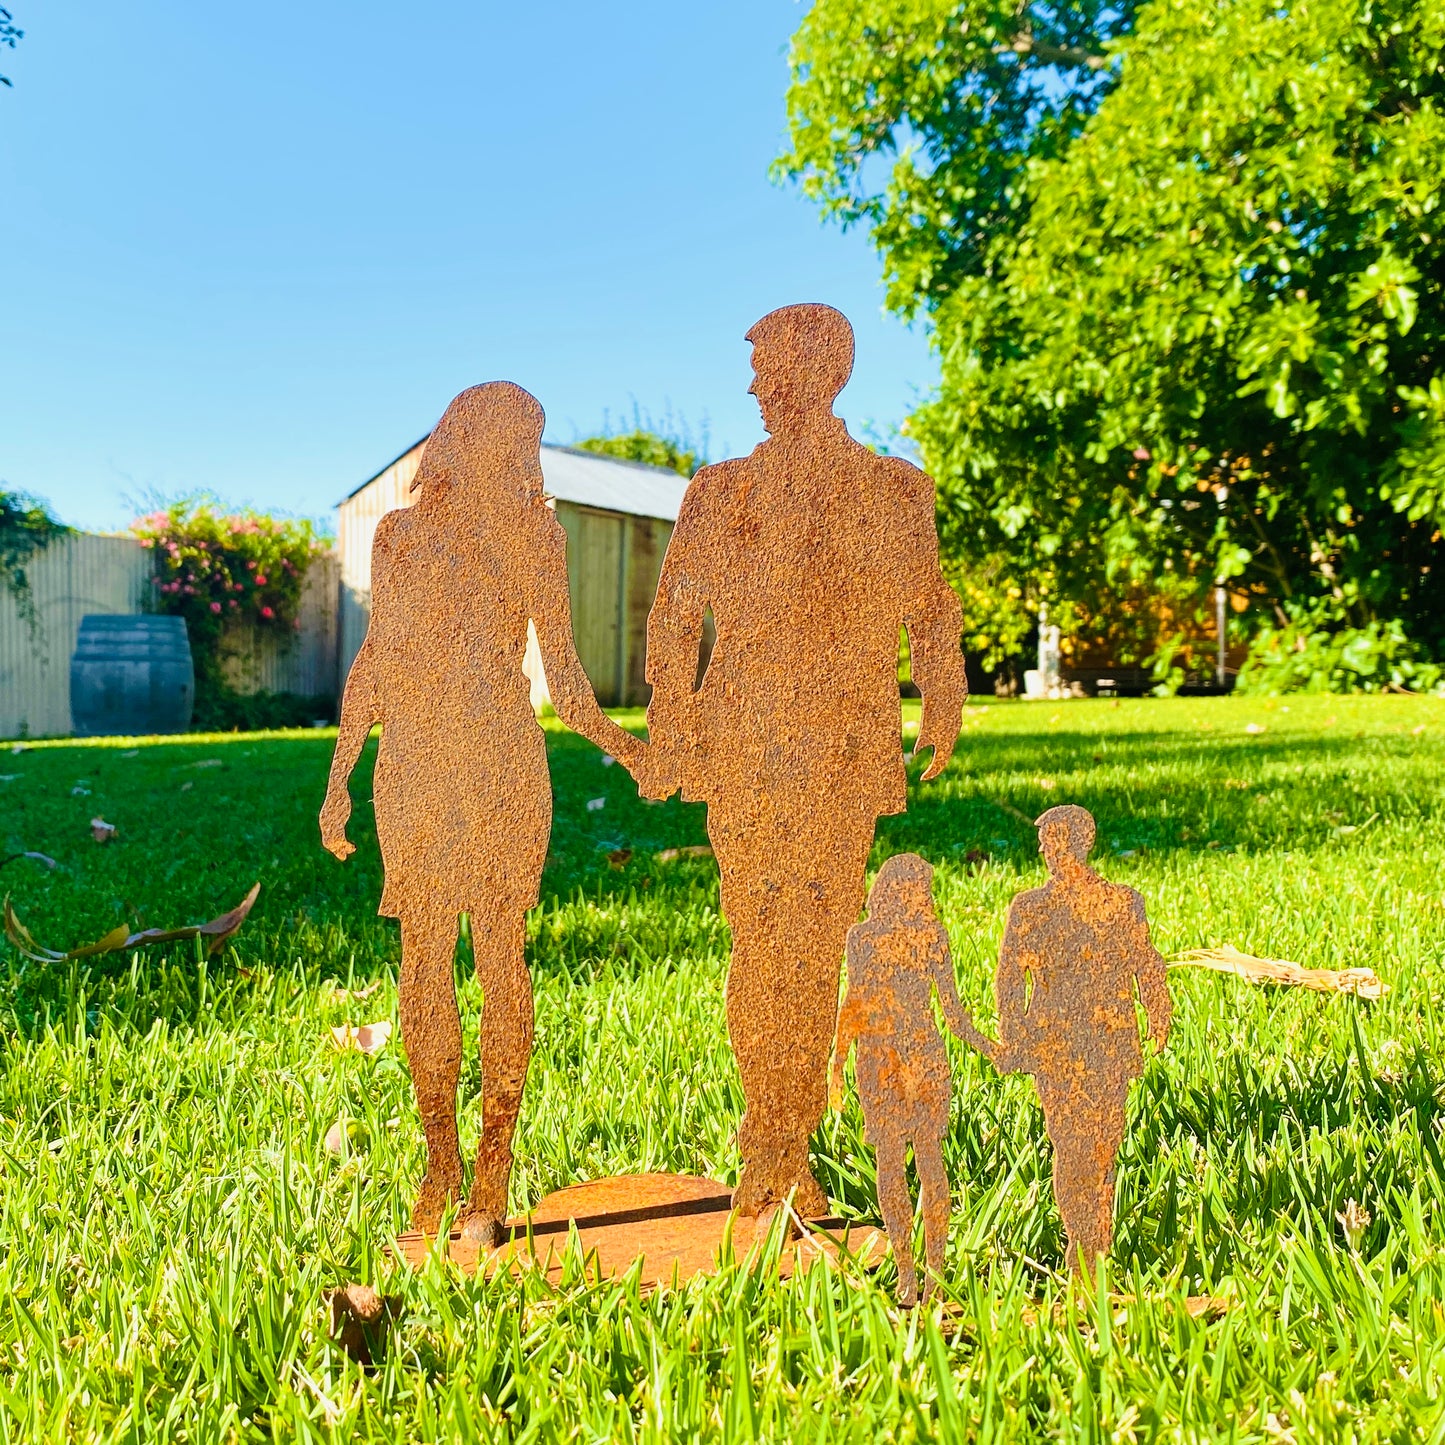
left=1172, top=945, right=1386, bottom=999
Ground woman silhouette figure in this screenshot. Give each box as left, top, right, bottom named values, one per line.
left=321, top=382, right=644, bottom=1242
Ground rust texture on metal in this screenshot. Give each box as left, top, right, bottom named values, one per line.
left=639, top=304, right=968, bottom=1218
left=392, top=1173, right=887, bottom=1288
left=832, top=853, right=971, bottom=1305
left=321, top=382, right=644, bottom=1243
left=961, top=805, right=1173, bottom=1274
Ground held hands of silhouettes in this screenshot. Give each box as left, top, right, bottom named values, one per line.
left=320, top=788, right=356, bottom=862
left=633, top=734, right=682, bottom=801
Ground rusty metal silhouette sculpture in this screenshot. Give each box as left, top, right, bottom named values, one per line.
left=832, top=854, right=968, bottom=1305
left=959, top=806, right=1172, bottom=1274
left=639, top=303, right=968, bottom=1218
left=320, top=382, right=644, bottom=1244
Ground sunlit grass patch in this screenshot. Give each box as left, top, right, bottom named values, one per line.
left=1, top=695, right=1443, bottom=1438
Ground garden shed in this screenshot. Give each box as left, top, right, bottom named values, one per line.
left=337, top=439, right=691, bottom=708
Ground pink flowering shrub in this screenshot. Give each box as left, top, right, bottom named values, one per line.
left=131, top=500, right=328, bottom=715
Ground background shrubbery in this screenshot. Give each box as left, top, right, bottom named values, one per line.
left=131, top=499, right=330, bottom=727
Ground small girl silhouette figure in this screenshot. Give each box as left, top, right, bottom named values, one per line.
left=831, top=853, right=969, bottom=1306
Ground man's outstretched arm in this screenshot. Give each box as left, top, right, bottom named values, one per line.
left=896, top=462, right=966, bottom=781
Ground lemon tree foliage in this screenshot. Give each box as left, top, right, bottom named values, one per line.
left=781, top=0, right=1445, bottom=680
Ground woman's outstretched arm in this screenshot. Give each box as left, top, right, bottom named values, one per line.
left=526, top=510, right=644, bottom=771
left=321, top=633, right=379, bottom=861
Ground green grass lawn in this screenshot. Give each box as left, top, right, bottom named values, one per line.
left=2, top=694, right=1444, bottom=1441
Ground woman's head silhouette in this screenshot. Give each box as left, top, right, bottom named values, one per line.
left=411, top=382, right=547, bottom=506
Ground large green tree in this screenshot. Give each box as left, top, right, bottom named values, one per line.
left=779, top=0, right=1137, bottom=315
left=781, top=0, right=1445, bottom=679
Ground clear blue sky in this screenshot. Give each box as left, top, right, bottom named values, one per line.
left=0, top=2, right=935, bottom=533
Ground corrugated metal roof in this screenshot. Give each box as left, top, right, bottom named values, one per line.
left=539, top=445, right=690, bottom=522
left=343, top=439, right=691, bottom=523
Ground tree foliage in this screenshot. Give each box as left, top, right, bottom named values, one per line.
left=1, top=8, right=21, bottom=89
left=782, top=0, right=1445, bottom=677
left=575, top=430, right=701, bottom=479
left=131, top=500, right=328, bottom=724
left=575, top=407, right=706, bottom=478
left=0, top=489, right=70, bottom=630
left=777, top=1, right=1136, bottom=315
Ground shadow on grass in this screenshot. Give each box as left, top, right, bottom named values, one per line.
left=2, top=719, right=1438, bottom=1035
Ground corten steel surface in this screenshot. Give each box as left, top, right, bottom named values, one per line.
left=832, top=854, right=970, bottom=1306
left=960, top=806, right=1172, bottom=1275
left=321, top=383, right=644, bottom=1243
left=638, top=304, right=968, bottom=1218
left=392, top=1173, right=887, bottom=1287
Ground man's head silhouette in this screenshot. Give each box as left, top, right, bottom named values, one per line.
left=1036, top=805, right=1096, bottom=876
left=745, top=304, right=854, bottom=435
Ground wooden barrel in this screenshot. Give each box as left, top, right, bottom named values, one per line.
left=70, top=615, right=195, bottom=736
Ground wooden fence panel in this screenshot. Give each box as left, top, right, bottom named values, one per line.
left=0, top=534, right=153, bottom=739
left=220, top=553, right=340, bottom=700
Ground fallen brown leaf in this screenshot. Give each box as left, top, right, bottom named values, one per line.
left=90, top=817, right=118, bottom=844
left=1173, top=946, right=1385, bottom=999
left=607, top=848, right=633, bottom=868
left=4, top=883, right=260, bottom=963
left=330, top=1020, right=393, bottom=1054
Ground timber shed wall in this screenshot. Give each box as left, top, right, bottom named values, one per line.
left=336, top=444, right=681, bottom=708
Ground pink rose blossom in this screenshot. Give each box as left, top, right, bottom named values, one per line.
left=260, top=605, right=275, bottom=620
left=255, top=575, right=267, bottom=586
left=210, top=601, right=222, bottom=614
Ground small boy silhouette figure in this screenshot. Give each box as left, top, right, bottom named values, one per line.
left=831, top=854, right=969, bottom=1306
left=962, top=805, right=1172, bottom=1275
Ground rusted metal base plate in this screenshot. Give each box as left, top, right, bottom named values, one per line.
left=392, top=1172, right=887, bottom=1287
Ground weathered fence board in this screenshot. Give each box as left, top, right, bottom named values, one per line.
left=0, top=536, right=342, bottom=738
left=0, top=533, right=153, bottom=739
left=220, top=553, right=339, bottom=700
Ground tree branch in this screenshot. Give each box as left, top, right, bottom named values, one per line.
left=997, top=32, right=1108, bottom=71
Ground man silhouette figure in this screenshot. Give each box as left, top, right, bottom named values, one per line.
left=639, top=303, right=967, bottom=1215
